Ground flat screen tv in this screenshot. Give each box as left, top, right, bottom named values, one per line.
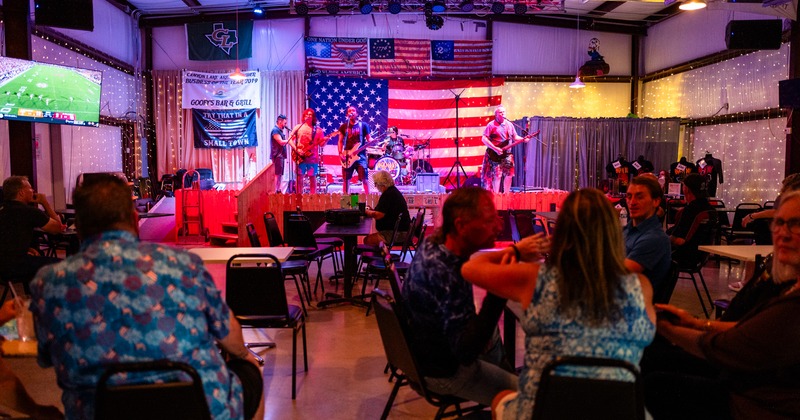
left=0, top=56, right=102, bottom=127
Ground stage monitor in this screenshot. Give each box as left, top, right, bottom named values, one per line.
left=0, top=56, right=102, bottom=127
left=34, top=0, right=94, bottom=31
left=779, top=79, right=800, bottom=109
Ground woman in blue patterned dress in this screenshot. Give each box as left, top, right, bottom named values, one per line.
left=462, top=188, right=656, bottom=420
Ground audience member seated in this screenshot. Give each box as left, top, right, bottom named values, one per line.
left=463, top=188, right=655, bottom=419
left=364, top=170, right=411, bottom=247
left=0, top=300, right=62, bottom=419
left=742, top=173, right=800, bottom=245
left=0, top=176, right=64, bottom=285
left=646, top=191, right=800, bottom=419
left=402, top=187, right=518, bottom=406
left=668, top=173, right=716, bottom=262
left=623, top=175, right=672, bottom=300
left=29, top=174, right=264, bottom=420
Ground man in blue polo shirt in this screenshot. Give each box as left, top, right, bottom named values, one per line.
left=624, top=175, right=671, bottom=301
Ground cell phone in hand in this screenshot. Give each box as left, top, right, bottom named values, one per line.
left=656, top=308, right=681, bottom=324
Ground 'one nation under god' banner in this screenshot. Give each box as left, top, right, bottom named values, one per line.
left=181, top=70, right=261, bottom=110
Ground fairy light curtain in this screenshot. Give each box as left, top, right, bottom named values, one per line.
left=519, top=117, right=680, bottom=191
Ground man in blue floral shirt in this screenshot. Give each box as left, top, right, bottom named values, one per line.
left=29, top=174, right=263, bottom=420
left=402, top=187, right=517, bottom=406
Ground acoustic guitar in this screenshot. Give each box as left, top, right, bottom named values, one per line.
left=486, top=130, right=540, bottom=163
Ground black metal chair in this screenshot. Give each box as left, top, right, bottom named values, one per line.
left=371, top=289, right=483, bottom=420
left=95, top=360, right=210, bottom=420
left=531, top=356, right=645, bottom=420
left=284, top=214, right=337, bottom=297
left=721, top=202, right=762, bottom=245
left=672, top=211, right=717, bottom=317
left=653, top=261, right=680, bottom=305
left=246, top=222, right=309, bottom=315
left=225, top=254, right=308, bottom=399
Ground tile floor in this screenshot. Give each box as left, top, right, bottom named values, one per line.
left=11, top=250, right=756, bottom=419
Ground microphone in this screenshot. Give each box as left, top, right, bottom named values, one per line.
left=399, top=134, right=410, bottom=137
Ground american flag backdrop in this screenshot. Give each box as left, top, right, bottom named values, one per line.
left=431, top=40, right=493, bottom=78
left=369, top=39, right=431, bottom=78
left=305, top=37, right=368, bottom=76
left=306, top=76, right=504, bottom=184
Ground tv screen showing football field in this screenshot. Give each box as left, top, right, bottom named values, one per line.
left=0, top=56, right=102, bottom=127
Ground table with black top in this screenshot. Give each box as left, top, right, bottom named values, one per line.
left=314, top=217, right=374, bottom=308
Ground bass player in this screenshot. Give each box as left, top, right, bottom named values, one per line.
left=481, top=106, right=534, bottom=193
left=336, top=106, right=372, bottom=194
left=289, top=108, right=328, bottom=194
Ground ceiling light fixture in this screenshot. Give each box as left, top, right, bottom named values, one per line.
left=459, top=0, right=474, bottom=12
left=568, top=15, right=584, bottom=89
left=230, top=6, right=246, bottom=81
left=569, top=74, right=585, bottom=89
left=253, top=5, right=264, bottom=15
left=426, top=14, right=444, bottom=30
left=679, top=0, right=706, bottom=10
left=513, top=2, right=527, bottom=14
left=326, top=0, right=340, bottom=14
left=388, top=0, right=402, bottom=13
left=359, top=0, right=373, bottom=13
left=491, top=1, right=505, bottom=14
left=432, top=0, right=447, bottom=12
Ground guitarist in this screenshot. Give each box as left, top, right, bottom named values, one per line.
left=481, top=106, right=528, bottom=193
left=336, top=106, right=371, bottom=194
left=288, top=108, right=327, bottom=194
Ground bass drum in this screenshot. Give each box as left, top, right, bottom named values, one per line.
left=374, top=157, right=402, bottom=180
left=409, top=159, right=434, bottom=174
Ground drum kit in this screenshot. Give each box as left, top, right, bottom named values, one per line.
left=367, top=134, right=433, bottom=186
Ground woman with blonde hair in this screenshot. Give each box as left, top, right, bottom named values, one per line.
left=462, top=188, right=656, bottom=419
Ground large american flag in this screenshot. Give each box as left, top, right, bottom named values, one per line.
left=307, top=76, right=504, bottom=185
left=431, top=40, right=492, bottom=78
left=369, top=39, right=431, bottom=78
left=305, top=37, right=368, bottom=76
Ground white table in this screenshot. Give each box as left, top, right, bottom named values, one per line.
left=697, top=245, right=772, bottom=262
left=189, top=247, right=294, bottom=264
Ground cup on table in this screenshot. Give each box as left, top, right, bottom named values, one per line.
left=15, top=297, right=35, bottom=342
left=358, top=202, right=366, bottom=215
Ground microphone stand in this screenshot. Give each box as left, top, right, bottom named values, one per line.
left=445, top=89, right=467, bottom=189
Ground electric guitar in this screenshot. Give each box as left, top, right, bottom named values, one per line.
left=486, top=130, right=540, bottom=163
left=291, top=129, right=337, bottom=164
left=341, top=139, right=379, bottom=168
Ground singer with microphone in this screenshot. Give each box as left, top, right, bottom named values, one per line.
left=270, top=113, right=289, bottom=193
left=337, top=106, right=372, bottom=194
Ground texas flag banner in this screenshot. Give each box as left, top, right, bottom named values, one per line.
left=305, top=37, right=368, bottom=76
left=369, top=38, right=431, bottom=78
left=431, top=40, right=492, bottom=78
left=186, top=21, right=253, bottom=61
left=306, top=76, right=504, bottom=183
left=192, top=108, right=258, bottom=149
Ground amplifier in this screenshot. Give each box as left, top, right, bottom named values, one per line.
left=416, top=173, right=440, bottom=193
left=325, top=209, right=362, bottom=225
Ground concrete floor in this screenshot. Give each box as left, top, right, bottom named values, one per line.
left=8, top=250, right=752, bottom=419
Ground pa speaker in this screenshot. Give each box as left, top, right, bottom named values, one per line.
left=725, top=20, right=782, bottom=50
left=779, top=79, right=800, bottom=109
left=35, top=0, right=94, bottom=31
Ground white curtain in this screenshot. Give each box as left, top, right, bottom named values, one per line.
left=153, top=70, right=305, bottom=183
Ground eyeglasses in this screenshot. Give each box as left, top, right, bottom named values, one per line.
left=770, top=217, right=800, bottom=235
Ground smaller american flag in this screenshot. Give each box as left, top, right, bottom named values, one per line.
left=431, top=40, right=492, bottom=78
left=305, top=37, right=368, bottom=76
left=369, top=38, right=431, bottom=78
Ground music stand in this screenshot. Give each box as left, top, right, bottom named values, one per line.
left=445, top=89, right=468, bottom=189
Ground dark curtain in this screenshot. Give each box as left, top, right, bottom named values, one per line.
left=511, top=117, right=680, bottom=191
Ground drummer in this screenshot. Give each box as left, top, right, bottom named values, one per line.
left=386, top=126, right=406, bottom=161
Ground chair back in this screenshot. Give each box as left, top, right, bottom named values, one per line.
left=731, top=202, right=762, bottom=230
left=245, top=223, right=261, bottom=247
left=513, top=210, right=538, bottom=240
left=508, top=210, right=521, bottom=243
left=763, top=200, right=776, bottom=210
left=371, top=289, right=425, bottom=389
left=95, top=360, right=210, bottom=420
left=409, top=208, right=427, bottom=250
left=532, top=217, right=547, bottom=236
left=654, top=261, right=680, bottom=304
left=386, top=212, right=405, bottom=249
left=263, top=212, right=285, bottom=247
left=398, top=216, right=417, bottom=262
left=532, top=356, right=644, bottom=420
left=380, top=242, right=404, bottom=303
left=674, top=211, right=717, bottom=269
left=284, top=215, right=319, bottom=248
left=225, top=254, right=289, bottom=320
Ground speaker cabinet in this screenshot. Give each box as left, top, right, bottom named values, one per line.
left=725, top=20, right=782, bottom=50
left=779, top=79, right=800, bottom=109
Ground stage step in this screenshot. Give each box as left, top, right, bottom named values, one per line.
left=221, top=222, right=238, bottom=234
left=209, top=233, right=238, bottom=247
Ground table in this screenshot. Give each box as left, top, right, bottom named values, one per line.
left=534, top=211, right=559, bottom=220
left=188, top=247, right=294, bottom=264
left=314, top=218, right=374, bottom=308
left=697, top=245, right=772, bottom=262
left=57, top=208, right=173, bottom=219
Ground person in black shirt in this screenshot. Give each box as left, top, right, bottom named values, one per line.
left=364, top=170, right=410, bottom=246
left=0, top=176, right=63, bottom=285
left=667, top=173, right=716, bottom=265
left=269, top=114, right=289, bottom=193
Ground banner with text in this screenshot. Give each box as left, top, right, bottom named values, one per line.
left=192, top=108, right=258, bottom=149
left=305, top=37, right=369, bottom=76
left=181, top=70, right=261, bottom=110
